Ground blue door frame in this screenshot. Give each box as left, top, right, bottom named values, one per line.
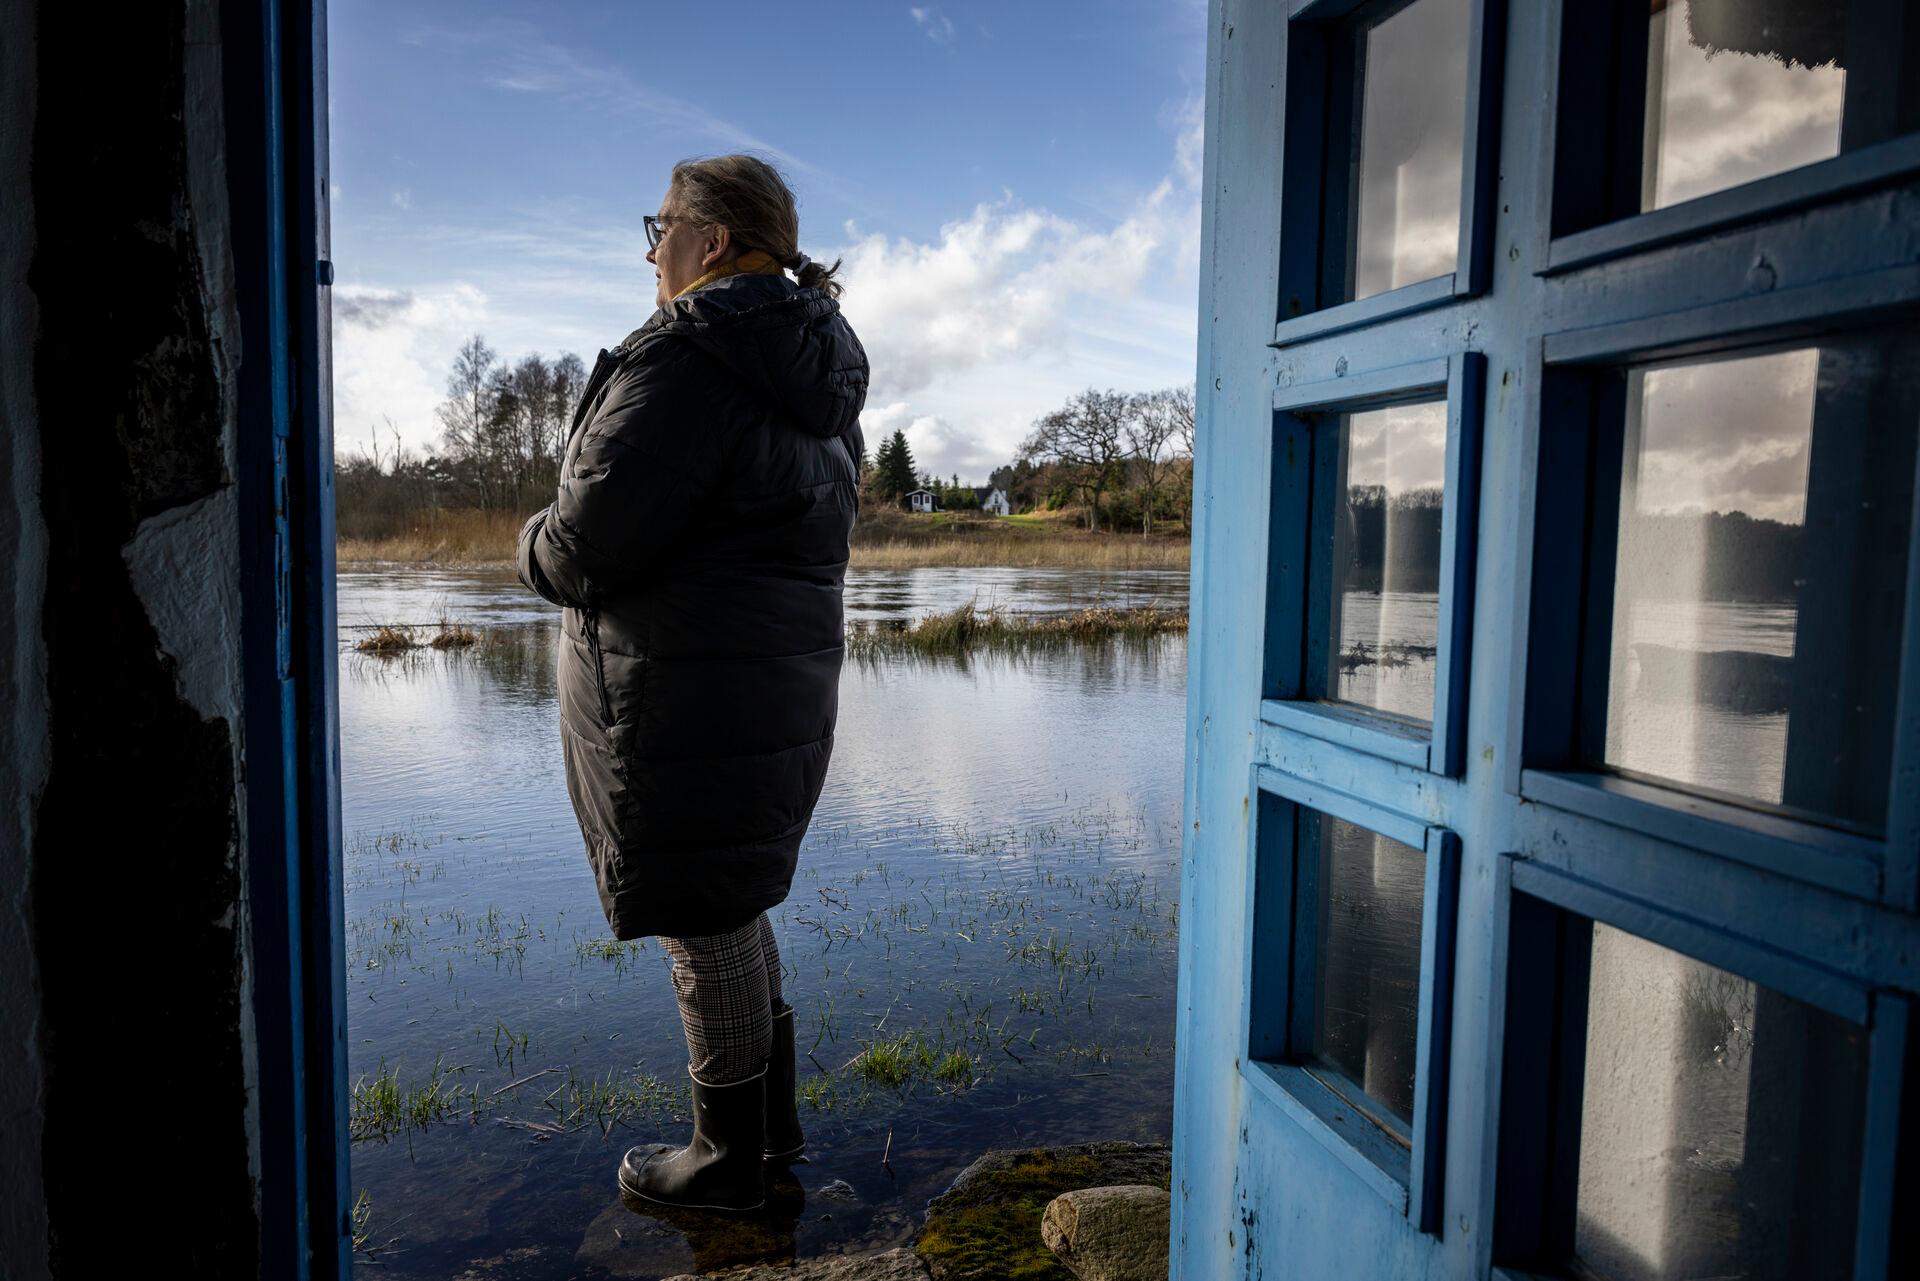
left=227, top=0, right=349, bottom=1275
left=1177, top=1, right=1920, bottom=1277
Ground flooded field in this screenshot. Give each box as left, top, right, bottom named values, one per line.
left=338, top=566, right=1189, bottom=1278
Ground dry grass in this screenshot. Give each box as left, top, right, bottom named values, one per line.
left=351, top=617, right=480, bottom=655
left=337, top=506, right=1191, bottom=571
left=354, top=625, right=419, bottom=655
left=336, top=508, right=525, bottom=566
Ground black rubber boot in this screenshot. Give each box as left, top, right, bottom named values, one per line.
left=764, top=1002, right=806, bottom=1163
left=618, top=1069, right=767, bottom=1212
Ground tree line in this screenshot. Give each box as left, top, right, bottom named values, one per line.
left=862, top=385, right=1198, bottom=534
left=335, top=336, right=588, bottom=539
left=335, top=333, right=1199, bottom=539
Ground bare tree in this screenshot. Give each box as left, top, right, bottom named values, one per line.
left=1021, top=387, right=1131, bottom=532
left=1126, top=390, right=1185, bottom=535
left=438, top=334, right=495, bottom=458
left=438, top=334, right=499, bottom=506
left=506, top=353, right=557, bottom=503
left=1165, top=382, right=1195, bottom=457
left=547, top=352, right=586, bottom=476
left=1157, top=383, right=1196, bottom=530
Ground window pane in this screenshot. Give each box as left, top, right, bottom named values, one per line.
left=1310, top=813, right=1425, bottom=1124
left=1640, top=0, right=1920, bottom=212
left=1601, top=332, right=1919, bottom=831
left=1642, top=0, right=1847, bottom=210
left=1330, top=401, right=1447, bottom=723
left=1349, top=0, right=1470, bottom=299
left=1574, top=924, right=1868, bottom=1281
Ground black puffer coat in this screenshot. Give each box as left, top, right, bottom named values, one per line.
left=516, top=271, right=867, bottom=939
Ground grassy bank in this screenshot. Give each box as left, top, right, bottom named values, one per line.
left=336, top=507, right=524, bottom=567
left=336, top=506, right=1190, bottom=571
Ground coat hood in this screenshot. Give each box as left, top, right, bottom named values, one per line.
left=621, top=272, right=869, bottom=441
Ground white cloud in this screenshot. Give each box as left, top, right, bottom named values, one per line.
left=862, top=401, right=1009, bottom=482
left=330, top=26, right=1204, bottom=489
left=330, top=283, right=490, bottom=457
left=390, top=188, right=413, bottom=211
left=823, top=100, right=1203, bottom=483
left=910, top=7, right=957, bottom=45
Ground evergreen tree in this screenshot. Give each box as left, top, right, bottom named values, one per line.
left=877, top=428, right=918, bottom=500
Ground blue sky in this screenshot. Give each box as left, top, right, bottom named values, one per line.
left=328, top=0, right=1208, bottom=483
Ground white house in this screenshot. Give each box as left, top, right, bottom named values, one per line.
left=903, top=488, right=936, bottom=513
left=973, top=486, right=1011, bottom=516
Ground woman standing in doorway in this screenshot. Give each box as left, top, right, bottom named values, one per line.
left=516, top=154, right=867, bottom=1212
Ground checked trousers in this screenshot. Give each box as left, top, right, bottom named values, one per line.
left=658, top=911, right=785, bottom=1085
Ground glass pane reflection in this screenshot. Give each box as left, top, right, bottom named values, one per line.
left=1330, top=401, right=1447, bottom=723
left=1310, top=813, right=1425, bottom=1125
left=1349, top=0, right=1470, bottom=299
left=1574, top=924, right=1867, bottom=1281
left=1601, top=333, right=1919, bottom=831
left=1642, top=0, right=1846, bottom=210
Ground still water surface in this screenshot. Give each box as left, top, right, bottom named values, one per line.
left=339, top=564, right=1805, bottom=1276
left=338, top=566, right=1187, bottom=1279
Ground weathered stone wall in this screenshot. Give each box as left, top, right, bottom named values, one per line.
left=1, top=0, right=52, bottom=1273
left=5, top=0, right=258, bottom=1274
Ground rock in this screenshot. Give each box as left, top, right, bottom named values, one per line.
left=1040, top=1185, right=1170, bottom=1281
left=928, top=1142, right=1171, bottom=1215
left=916, top=1142, right=1171, bottom=1281
left=660, top=1245, right=930, bottom=1280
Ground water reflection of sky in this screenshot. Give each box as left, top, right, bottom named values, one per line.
left=337, top=568, right=1187, bottom=1279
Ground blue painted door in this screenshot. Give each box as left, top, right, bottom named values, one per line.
left=1175, top=2, right=1920, bottom=1278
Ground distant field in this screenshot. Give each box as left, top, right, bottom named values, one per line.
left=336, top=506, right=1191, bottom=571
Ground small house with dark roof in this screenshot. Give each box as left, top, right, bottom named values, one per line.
left=973, top=486, right=1012, bottom=516
left=903, top=488, right=937, bottom=513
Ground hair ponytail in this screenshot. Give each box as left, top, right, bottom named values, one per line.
left=792, top=253, right=844, bottom=299
left=667, top=154, right=845, bottom=300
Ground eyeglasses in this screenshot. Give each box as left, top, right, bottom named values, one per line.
left=643, top=215, right=679, bottom=250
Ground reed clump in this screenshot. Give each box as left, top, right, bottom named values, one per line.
left=354, top=625, right=419, bottom=655
left=846, top=602, right=1188, bottom=659
left=349, top=616, right=480, bottom=655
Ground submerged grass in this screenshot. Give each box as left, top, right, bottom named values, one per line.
left=344, top=804, right=1180, bottom=1150
left=846, top=602, right=1187, bottom=659
left=350, top=1055, right=471, bottom=1142
left=347, top=1054, right=683, bottom=1143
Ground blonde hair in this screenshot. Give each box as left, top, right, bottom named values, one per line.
left=667, top=154, right=844, bottom=299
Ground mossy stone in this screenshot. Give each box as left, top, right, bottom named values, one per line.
left=915, top=1142, right=1170, bottom=1281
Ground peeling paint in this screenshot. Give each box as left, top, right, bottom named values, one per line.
left=122, top=486, right=240, bottom=722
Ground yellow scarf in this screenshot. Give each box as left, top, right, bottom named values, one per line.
left=672, top=248, right=786, bottom=300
